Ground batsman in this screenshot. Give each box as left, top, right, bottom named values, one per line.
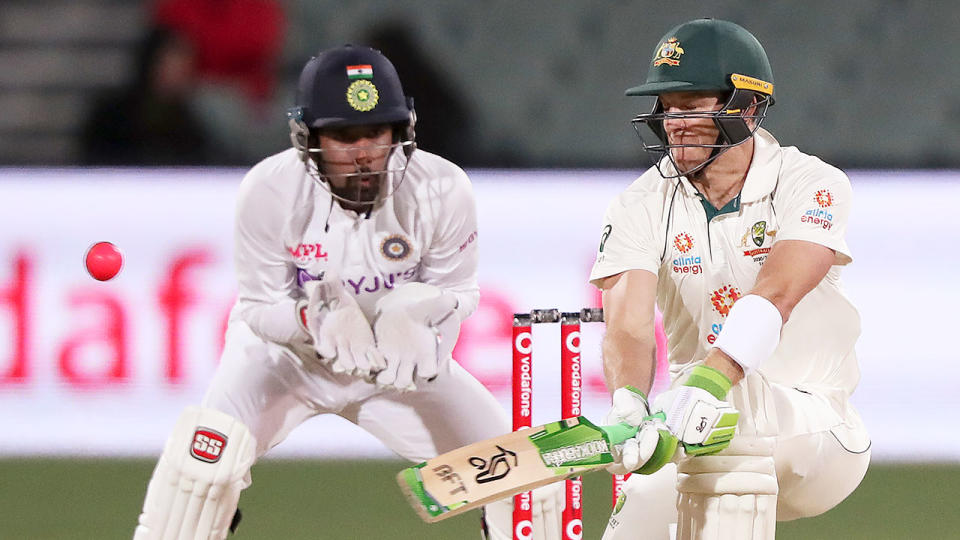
left=591, top=19, right=871, bottom=539
left=132, top=45, right=562, bottom=539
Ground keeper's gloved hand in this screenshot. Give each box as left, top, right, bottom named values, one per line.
left=373, top=283, right=460, bottom=392
left=298, top=273, right=385, bottom=378
left=651, top=365, right=740, bottom=457
left=604, top=386, right=678, bottom=475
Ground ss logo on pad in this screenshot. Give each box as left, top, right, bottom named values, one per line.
left=190, top=428, right=228, bottom=463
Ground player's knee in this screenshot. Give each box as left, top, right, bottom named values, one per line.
left=675, top=436, right=777, bottom=540
left=776, top=429, right=870, bottom=521
left=134, top=406, right=257, bottom=540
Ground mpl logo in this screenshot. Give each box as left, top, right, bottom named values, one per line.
left=288, top=243, right=328, bottom=264
left=190, top=427, right=227, bottom=463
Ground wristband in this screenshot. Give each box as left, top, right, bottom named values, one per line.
left=712, top=294, right=782, bottom=374
left=683, top=365, right=732, bottom=400
left=295, top=299, right=309, bottom=333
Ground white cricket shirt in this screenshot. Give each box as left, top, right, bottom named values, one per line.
left=590, top=129, right=861, bottom=395
left=229, top=147, right=480, bottom=347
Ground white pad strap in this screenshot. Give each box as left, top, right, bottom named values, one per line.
left=134, top=407, right=257, bottom=540
left=712, top=295, right=782, bottom=374
left=675, top=436, right=777, bottom=540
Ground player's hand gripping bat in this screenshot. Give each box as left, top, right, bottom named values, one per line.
left=397, top=416, right=639, bottom=522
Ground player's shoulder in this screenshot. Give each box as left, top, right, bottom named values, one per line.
left=238, top=148, right=304, bottom=195
left=612, top=166, right=675, bottom=210
left=775, top=143, right=852, bottom=201
left=405, top=148, right=470, bottom=184
left=400, top=149, right=473, bottom=203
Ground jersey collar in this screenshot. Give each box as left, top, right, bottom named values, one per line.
left=739, top=127, right=783, bottom=203
left=662, top=127, right=782, bottom=206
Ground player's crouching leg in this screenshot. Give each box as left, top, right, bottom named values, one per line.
left=602, top=463, right=679, bottom=540
left=481, top=482, right=564, bottom=540
left=134, top=406, right=257, bottom=540
left=675, top=435, right=778, bottom=540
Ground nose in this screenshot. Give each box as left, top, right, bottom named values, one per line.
left=350, top=139, right=378, bottom=165
left=662, top=107, right=686, bottom=132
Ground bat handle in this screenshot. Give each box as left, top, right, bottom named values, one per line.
left=599, top=422, right=640, bottom=445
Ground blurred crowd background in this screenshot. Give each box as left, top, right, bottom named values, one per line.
left=2, top=0, right=958, bottom=170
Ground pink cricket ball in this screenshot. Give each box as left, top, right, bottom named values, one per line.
left=84, top=241, right=124, bottom=281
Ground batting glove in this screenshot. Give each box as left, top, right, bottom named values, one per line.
left=604, top=386, right=678, bottom=475
left=651, top=365, right=739, bottom=456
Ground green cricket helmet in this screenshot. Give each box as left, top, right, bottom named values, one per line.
left=627, top=19, right=775, bottom=178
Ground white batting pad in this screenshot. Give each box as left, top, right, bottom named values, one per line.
left=134, top=406, right=257, bottom=540
left=675, top=436, right=777, bottom=540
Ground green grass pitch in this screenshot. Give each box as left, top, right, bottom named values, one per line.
left=1, top=459, right=955, bottom=538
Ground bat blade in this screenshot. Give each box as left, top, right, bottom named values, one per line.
left=397, top=416, right=638, bottom=523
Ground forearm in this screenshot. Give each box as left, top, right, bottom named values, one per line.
left=602, top=328, right=657, bottom=395
left=702, top=347, right=744, bottom=387
left=238, top=297, right=309, bottom=345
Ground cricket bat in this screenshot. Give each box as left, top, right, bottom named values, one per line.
left=397, top=415, right=638, bottom=523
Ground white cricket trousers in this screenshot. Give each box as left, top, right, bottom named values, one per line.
left=603, top=370, right=871, bottom=539
left=202, top=321, right=510, bottom=461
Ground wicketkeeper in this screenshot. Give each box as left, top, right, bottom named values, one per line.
left=132, top=45, right=562, bottom=540
left=591, top=18, right=871, bottom=540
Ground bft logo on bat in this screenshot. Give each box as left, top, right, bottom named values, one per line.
left=469, top=445, right=518, bottom=484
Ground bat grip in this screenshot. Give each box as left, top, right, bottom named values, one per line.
left=600, top=422, right=640, bottom=445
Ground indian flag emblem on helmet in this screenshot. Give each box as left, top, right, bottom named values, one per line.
left=346, top=80, right=379, bottom=112
left=653, top=37, right=684, bottom=66
left=346, top=64, right=373, bottom=79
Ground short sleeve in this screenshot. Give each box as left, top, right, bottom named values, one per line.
left=774, top=165, right=853, bottom=265
left=589, top=192, right=662, bottom=288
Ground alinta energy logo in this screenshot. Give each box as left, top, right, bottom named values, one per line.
left=815, top=189, right=834, bottom=208
left=672, top=232, right=701, bottom=274
left=710, top=285, right=742, bottom=317
left=674, top=232, right=694, bottom=253
left=802, top=189, right=836, bottom=230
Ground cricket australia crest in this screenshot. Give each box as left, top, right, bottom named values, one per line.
left=653, top=37, right=684, bottom=66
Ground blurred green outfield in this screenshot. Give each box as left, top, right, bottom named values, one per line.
left=1, top=459, right=956, bottom=539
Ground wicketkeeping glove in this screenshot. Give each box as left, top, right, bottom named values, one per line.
left=300, top=273, right=385, bottom=378
left=372, top=283, right=460, bottom=392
